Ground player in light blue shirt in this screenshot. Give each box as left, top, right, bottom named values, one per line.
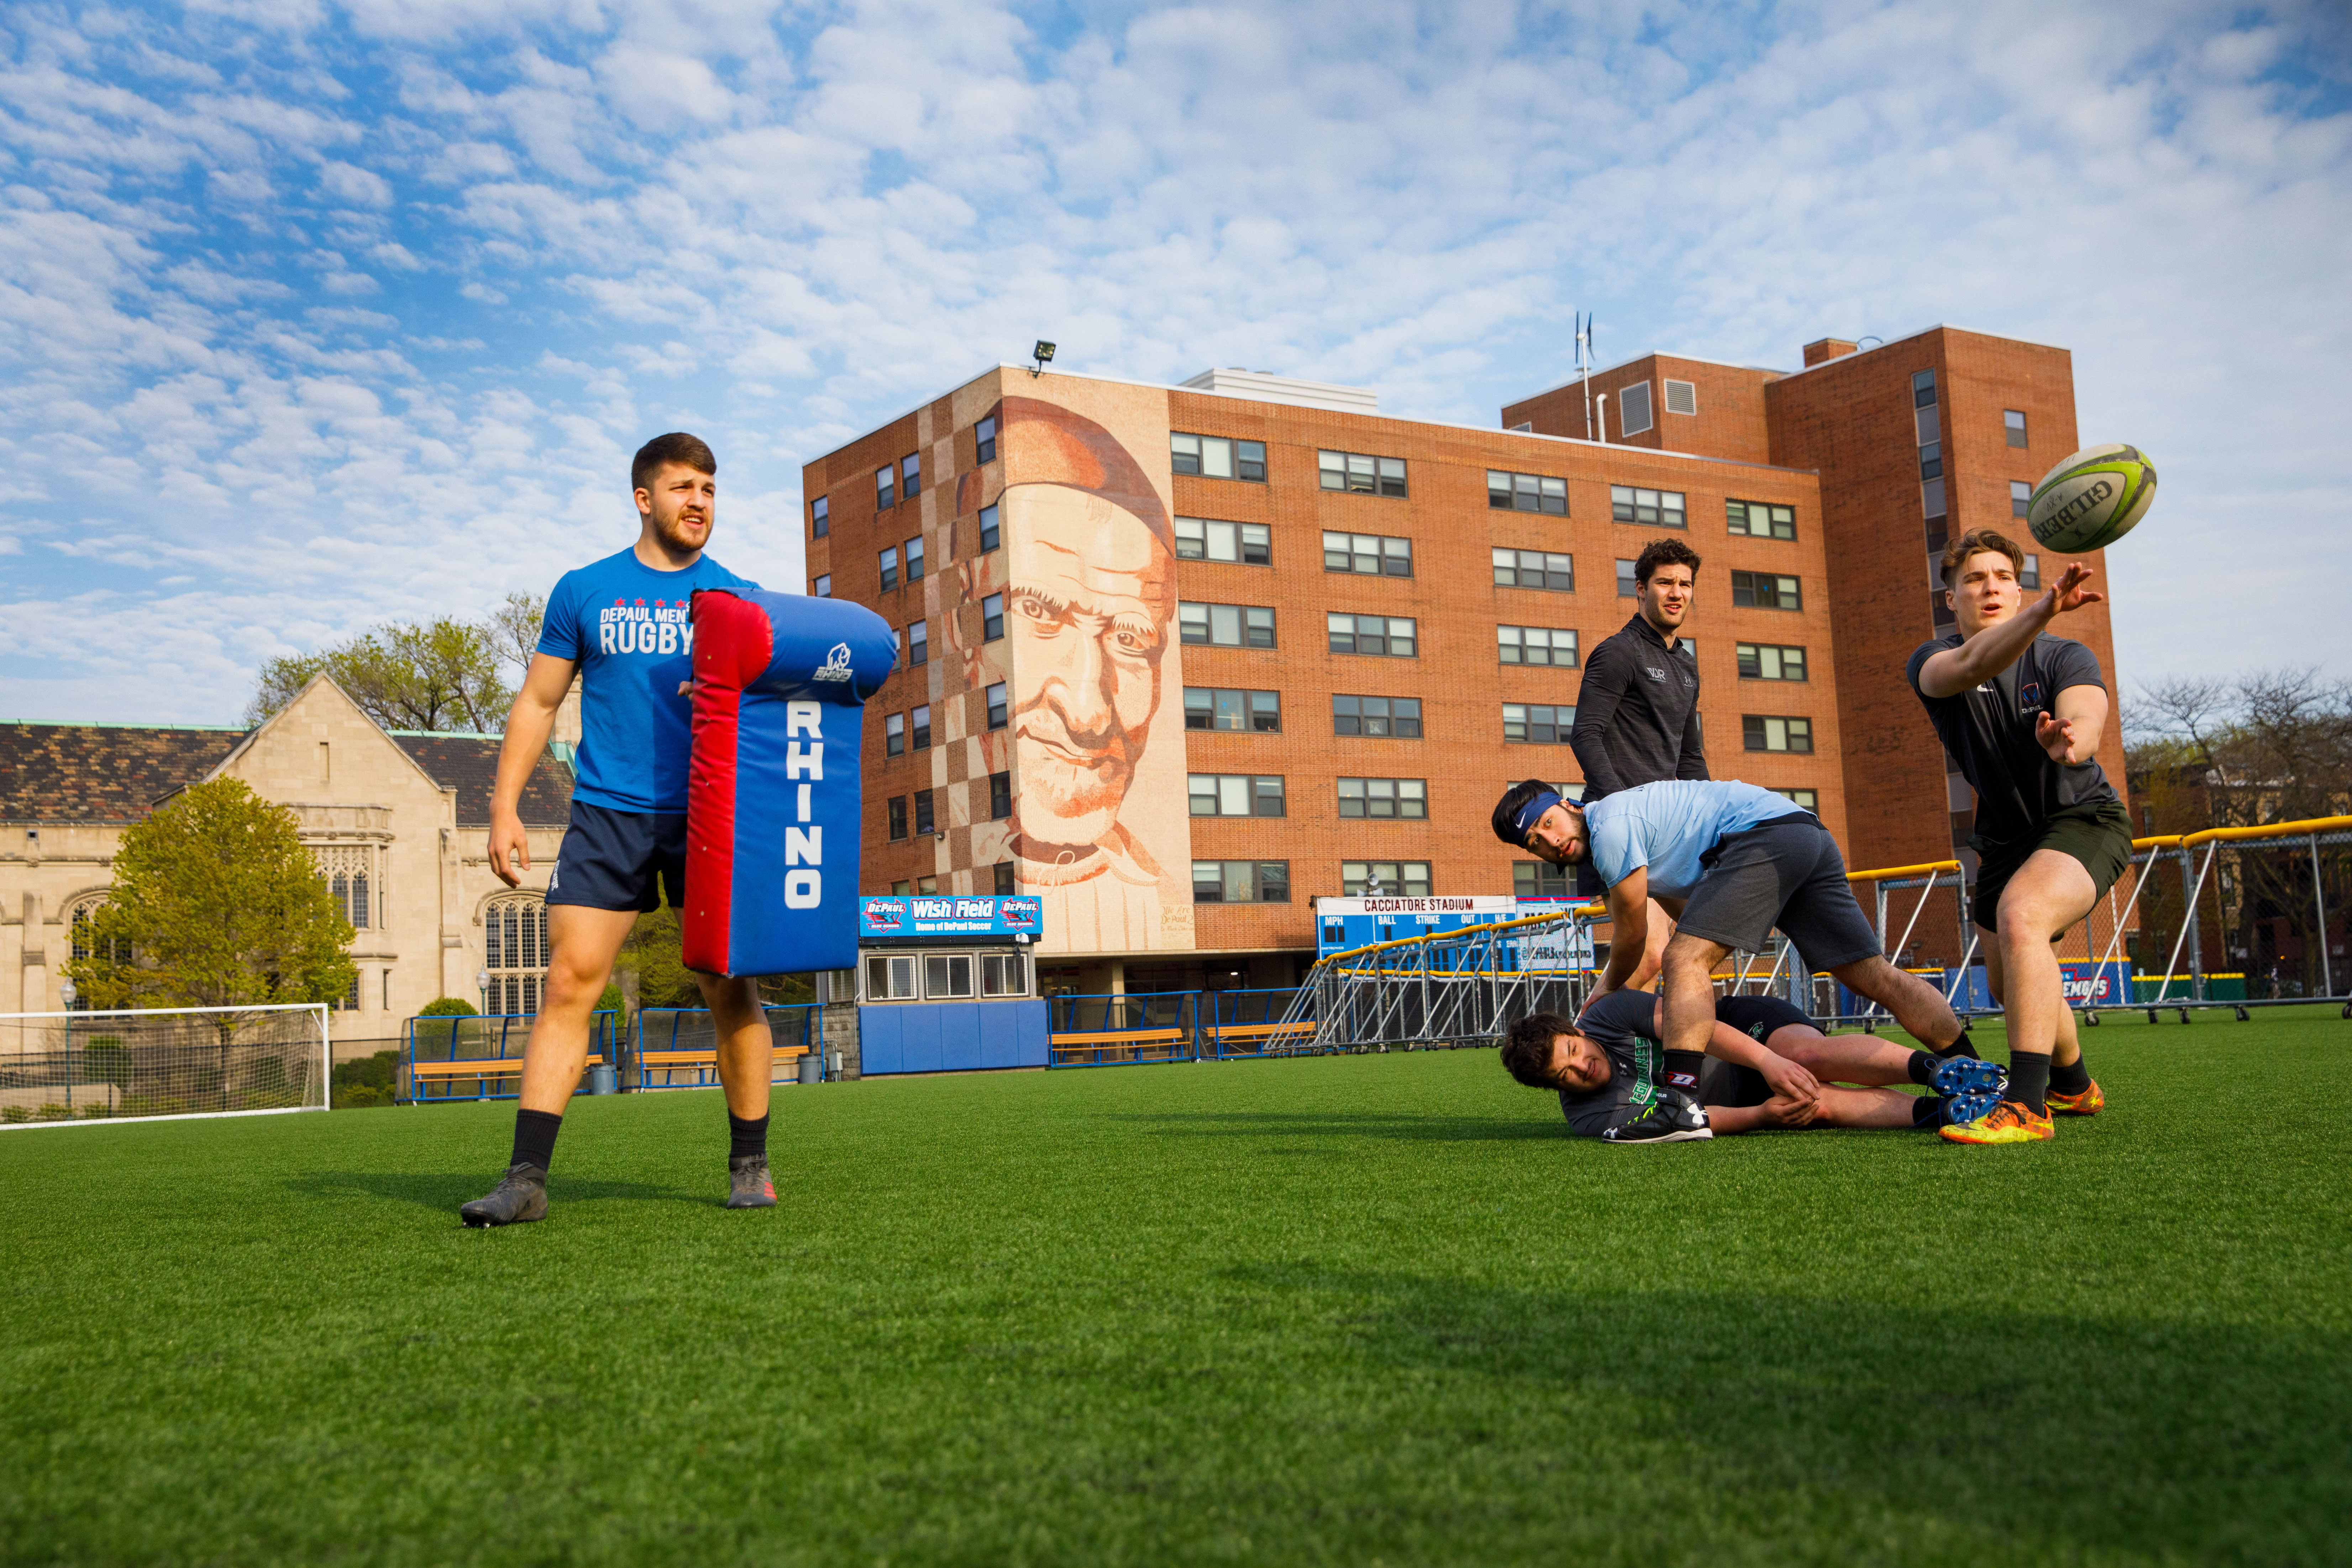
left=1491, top=777, right=1984, bottom=1142
left=463, top=432, right=779, bottom=1227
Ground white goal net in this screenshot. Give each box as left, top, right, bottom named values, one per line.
left=0, top=1004, right=330, bottom=1128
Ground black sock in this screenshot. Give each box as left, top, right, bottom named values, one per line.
left=1912, top=1095, right=1947, bottom=1129
left=510, top=1109, right=561, bottom=1173
left=728, top=1112, right=769, bottom=1163
left=1662, top=1050, right=1706, bottom=1096
left=2007, top=1052, right=2052, bottom=1115
left=1906, top=1049, right=1939, bottom=1086
left=1938, top=1027, right=1979, bottom=1060
left=2048, top=1054, right=2092, bottom=1095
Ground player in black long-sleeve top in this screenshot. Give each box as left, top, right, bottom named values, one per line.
left=1569, top=538, right=1707, bottom=986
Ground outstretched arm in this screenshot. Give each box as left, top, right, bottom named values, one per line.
left=2037, top=681, right=2110, bottom=766
left=1915, top=564, right=2103, bottom=698
left=1589, top=868, right=1649, bottom=1002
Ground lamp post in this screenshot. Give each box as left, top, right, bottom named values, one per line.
left=58, top=978, right=75, bottom=1112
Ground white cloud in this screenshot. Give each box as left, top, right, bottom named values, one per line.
left=317, top=158, right=394, bottom=206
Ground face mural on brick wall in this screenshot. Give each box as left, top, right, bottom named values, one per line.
left=956, top=390, right=1194, bottom=954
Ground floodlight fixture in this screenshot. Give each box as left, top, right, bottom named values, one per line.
left=1029, top=339, right=1056, bottom=377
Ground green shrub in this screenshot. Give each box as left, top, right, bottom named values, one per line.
left=3, top=1106, right=28, bottom=1123
left=332, top=1049, right=402, bottom=1108
left=597, top=982, right=625, bottom=1016
left=419, top=996, right=478, bottom=1017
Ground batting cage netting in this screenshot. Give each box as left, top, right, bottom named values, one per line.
left=0, top=1004, right=330, bottom=1127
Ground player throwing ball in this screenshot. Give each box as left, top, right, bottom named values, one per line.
left=1908, top=529, right=2127, bottom=1145
left=462, top=433, right=775, bottom=1226
left=1491, top=777, right=1993, bottom=1140
left=1501, top=992, right=1997, bottom=1140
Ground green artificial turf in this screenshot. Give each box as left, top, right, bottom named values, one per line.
left=4, top=1009, right=2349, bottom=1566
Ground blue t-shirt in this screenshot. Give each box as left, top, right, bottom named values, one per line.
left=1584, top=780, right=1805, bottom=899
left=537, top=547, right=756, bottom=813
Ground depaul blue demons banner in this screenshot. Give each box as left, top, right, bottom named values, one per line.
left=858, top=895, right=1044, bottom=940
left=683, top=588, right=896, bottom=976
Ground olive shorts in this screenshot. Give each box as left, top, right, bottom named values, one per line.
left=1972, top=799, right=2133, bottom=934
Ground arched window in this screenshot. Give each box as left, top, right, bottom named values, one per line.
left=485, top=898, right=549, bottom=1016
left=317, top=849, right=374, bottom=930
left=68, top=898, right=130, bottom=1007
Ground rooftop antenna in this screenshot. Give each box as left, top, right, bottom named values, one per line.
left=1577, top=312, right=1597, bottom=441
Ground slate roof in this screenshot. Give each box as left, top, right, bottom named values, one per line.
left=0, top=722, right=574, bottom=827
left=390, top=733, right=575, bottom=826
left=0, top=724, right=246, bottom=823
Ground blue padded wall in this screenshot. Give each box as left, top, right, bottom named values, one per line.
left=856, top=1000, right=1049, bottom=1076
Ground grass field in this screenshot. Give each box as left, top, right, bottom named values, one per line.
left=5, top=1009, right=2349, bottom=1566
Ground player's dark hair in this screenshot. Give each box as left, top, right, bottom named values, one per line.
left=1502, top=1012, right=1575, bottom=1089
left=1939, top=526, right=2025, bottom=590
left=1634, top=538, right=1701, bottom=585
left=632, top=432, right=717, bottom=494
left=1491, top=778, right=1554, bottom=848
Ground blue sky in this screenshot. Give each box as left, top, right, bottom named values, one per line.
left=2, top=0, right=2347, bottom=724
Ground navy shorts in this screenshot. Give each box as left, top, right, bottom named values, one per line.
left=547, top=802, right=687, bottom=913
left=1675, top=814, right=1883, bottom=972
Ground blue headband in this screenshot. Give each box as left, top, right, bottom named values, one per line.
left=1512, top=790, right=1563, bottom=838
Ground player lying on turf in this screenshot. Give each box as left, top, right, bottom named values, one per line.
left=1502, top=992, right=2006, bottom=1142
left=1492, top=776, right=1988, bottom=1142
left=1907, top=529, right=2120, bottom=1145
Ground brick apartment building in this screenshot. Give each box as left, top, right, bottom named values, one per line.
left=805, top=325, right=2127, bottom=992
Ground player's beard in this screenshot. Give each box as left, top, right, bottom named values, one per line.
left=653, top=506, right=710, bottom=553
left=1013, top=705, right=1134, bottom=849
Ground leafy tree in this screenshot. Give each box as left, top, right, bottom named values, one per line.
left=65, top=778, right=357, bottom=1022
left=418, top=997, right=479, bottom=1017
left=244, top=594, right=546, bottom=733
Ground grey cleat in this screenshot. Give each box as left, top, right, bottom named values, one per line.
left=1601, top=1091, right=1715, bottom=1144
left=726, top=1154, right=777, bottom=1210
left=460, top=1162, right=548, bottom=1227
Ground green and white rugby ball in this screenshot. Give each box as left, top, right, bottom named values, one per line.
left=2027, top=443, right=2157, bottom=554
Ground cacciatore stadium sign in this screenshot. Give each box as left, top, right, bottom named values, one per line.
left=1319, top=896, right=1517, bottom=917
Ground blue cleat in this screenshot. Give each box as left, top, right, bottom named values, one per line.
left=1938, top=1091, right=2005, bottom=1128
left=1931, top=1054, right=2009, bottom=1100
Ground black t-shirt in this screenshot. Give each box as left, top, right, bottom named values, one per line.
left=1906, top=633, right=2117, bottom=850
left=1556, top=991, right=1811, bottom=1134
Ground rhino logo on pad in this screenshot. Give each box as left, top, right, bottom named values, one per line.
left=812, top=642, right=854, bottom=682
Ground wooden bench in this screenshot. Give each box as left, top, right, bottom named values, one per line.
left=1048, top=1027, right=1187, bottom=1065
left=406, top=1053, right=609, bottom=1097
left=1201, top=1021, right=1316, bottom=1055
left=635, top=1045, right=808, bottom=1089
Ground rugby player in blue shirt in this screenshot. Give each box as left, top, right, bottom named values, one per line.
left=462, top=433, right=773, bottom=1226
left=1492, top=777, right=1998, bottom=1141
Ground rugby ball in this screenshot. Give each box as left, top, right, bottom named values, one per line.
left=2027, top=444, right=2157, bottom=554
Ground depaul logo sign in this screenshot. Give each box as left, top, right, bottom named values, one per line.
left=858, top=895, right=1046, bottom=940
left=2059, top=961, right=2131, bottom=1006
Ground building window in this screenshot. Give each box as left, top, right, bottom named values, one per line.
left=891, top=881, right=910, bottom=895
left=327, top=867, right=372, bottom=930
left=989, top=771, right=1012, bottom=820
left=1923, top=478, right=1947, bottom=519
left=1743, top=715, right=1814, bottom=753
left=2020, top=554, right=2040, bottom=589
left=68, top=899, right=129, bottom=979
left=876, top=465, right=895, bottom=510
left=1503, top=703, right=1574, bottom=744
left=1737, top=643, right=1807, bottom=681
left=981, top=950, right=1025, bottom=996
left=976, top=415, right=997, bottom=464
left=1487, top=471, right=1568, bottom=514
left=1730, top=571, right=1802, bottom=610
left=914, top=789, right=935, bottom=835
left=1180, top=602, right=1277, bottom=648
left=1616, top=381, right=1653, bottom=437
left=1514, top=861, right=1572, bottom=900
left=1664, top=379, right=1697, bottom=416
left=905, top=536, right=924, bottom=583
left=1184, top=688, right=1281, bottom=732
left=2011, top=481, right=2032, bottom=519
left=2005, top=409, right=2028, bottom=448
left=901, top=452, right=920, bottom=497
left=1616, top=559, right=1638, bottom=597
left=982, top=593, right=1004, bottom=641
left=992, top=862, right=1015, bottom=896
left=1918, top=442, right=1943, bottom=483
left=1333, top=694, right=1421, bottom=738
left=383, top=970, right=393, bottom=1012
left=1188, top=775, right=1286, bottom=817
left=1771, top=787, right=1820, bottom=811
left=1726, top=500, right=1795, bottom=540
left=878, top=546, right=899, bottom=592
left=484, top=898, right=548, bottom=1016
left=1338, top=777, right=1426, bottom=819
left=1913, top=369, right=1937, bottom=407
left=885, top=713, right=905, bottom=757
left=811, top=496, right=829, bottom=538
left=917, top=876, right=938, bottom=895
left=1193, top=860, right=1289, bottom=903
left=887, top=797, right=907, bottom=840
left=912, top=704, right=931, bottom=750
left=908, top=620, right=928, bottom=666
left=976, top=503, right=1000, bottom=553
left=1610, top=485, right=1685, bottom=528
left=1493, top=549, right=1573, bottom=591
left=1327, top=613, right=1416, bottom=657
left=922, top=952, right=973, bottom=999
left=1343, top=861, right=1430, bottom=897
left=1317, top=449, right=1407, bottom=497
left=813, top=574, right=831, bottom=598
left=986, top=682, right=1008, bottom=729
left=1171, top=433, right=1267, bottom=481
left=866, top=953, right=918, bottom=1000
left=1497, top=625, right=1577, bottom=667
left=1321, top=531, right=1412, bottom=576
left=1176, top=517, right=1272, bottom=564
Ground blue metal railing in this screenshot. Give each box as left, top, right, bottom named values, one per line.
left=1045, top=991, right=1198, bottom=1066
left=400, top=1011, right=617, bottom=1103
left=630, top=1004, right=818, bottom=1090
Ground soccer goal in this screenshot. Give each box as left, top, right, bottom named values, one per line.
left=0, top=1003, right=331, bottom=1128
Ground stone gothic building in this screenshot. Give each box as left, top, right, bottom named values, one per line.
left=0, top=676, right=577, bottom=1059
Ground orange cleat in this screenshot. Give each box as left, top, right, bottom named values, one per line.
left=2046, top=1079, right=2105, bottom=1116
left=1939, top=1100, right=2056, bottom=1144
